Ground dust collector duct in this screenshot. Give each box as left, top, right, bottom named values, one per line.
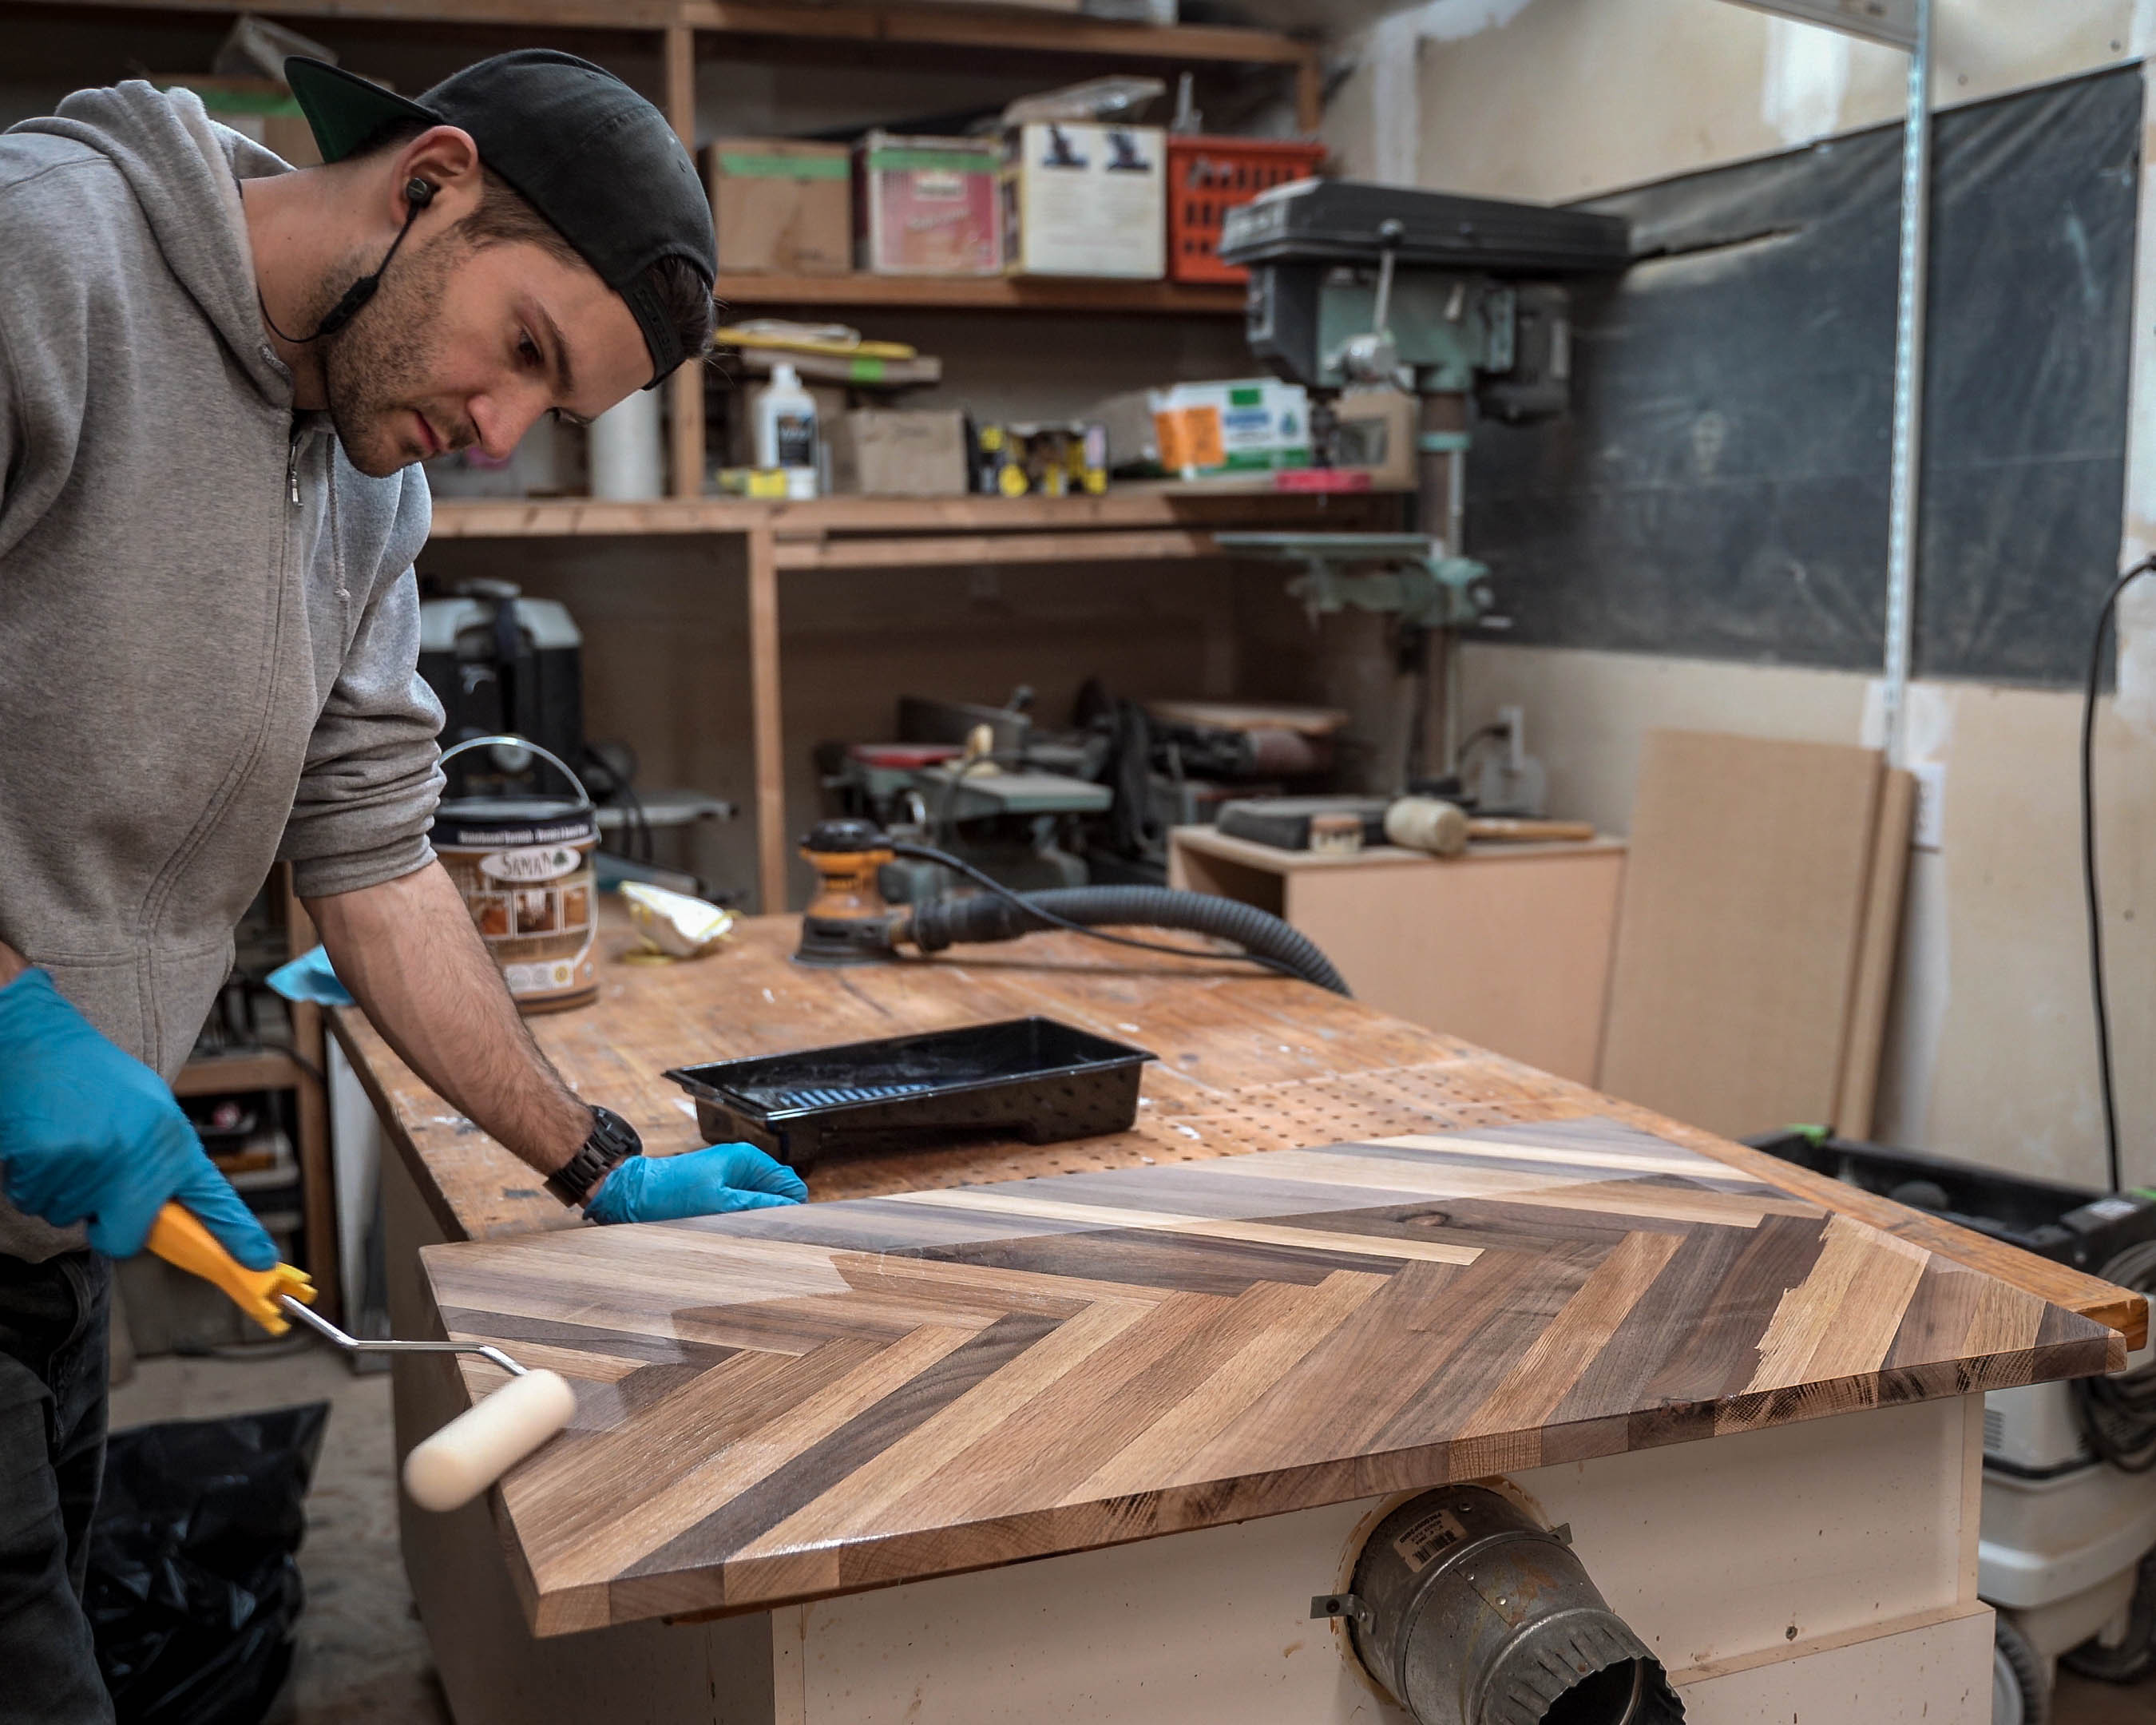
left=1318, top=1486, right=1682, bottom=1725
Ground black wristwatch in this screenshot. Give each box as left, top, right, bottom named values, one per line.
left=545, top=1105, right=643, bottom=1209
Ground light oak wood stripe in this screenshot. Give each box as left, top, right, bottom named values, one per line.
left=541, top=1324, right=981, bottom=1587
left=1962, top=1276, right=2047, bottom=1357
left=1493, top=1180, right=1822, bottom=1231
left=1362, top=1133, right=1742, bottom=1180
left=739, top=1297, right=1155, bottom=1557
left=832, top=1251, right=1171, bottom=1315
left=1747, top=1215, right=1930, bottom=1392
left=894, top=1290, right=1240, bottom=1524
left=1459, top=1230, right=1686, bottom=1437
left=878, top=1187, right=1481, bottom=1265
left=1081, top=1270, right=1389, bottom=1498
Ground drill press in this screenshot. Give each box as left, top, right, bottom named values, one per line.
left=1216, top=180, right=1630, bottom=782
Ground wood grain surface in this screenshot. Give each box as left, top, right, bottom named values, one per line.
left=332, top=913, right=2146, bottom=1346
left=419, top=1114, right=2125, bottom=1634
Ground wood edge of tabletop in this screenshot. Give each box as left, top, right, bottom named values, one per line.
left=331, top=933, right=2150, bottom=1354
left=493, top=1326, right=2118, bottom=1637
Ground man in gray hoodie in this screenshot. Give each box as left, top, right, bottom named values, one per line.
left=0, top=52, right=807, bottom=1717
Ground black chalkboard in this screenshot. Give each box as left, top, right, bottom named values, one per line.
left=1465, top=65, right=2142, bottom=685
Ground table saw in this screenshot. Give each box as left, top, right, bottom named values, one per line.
left=333, top=910, right=2142, bottom=1725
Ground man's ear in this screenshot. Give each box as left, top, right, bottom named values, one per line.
left=394, top=125, right=483, bottom=225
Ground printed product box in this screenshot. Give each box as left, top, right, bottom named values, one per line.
left=1003, top=121, right=1164, bottom=279
left=858, top=132, right=1004, bottom=276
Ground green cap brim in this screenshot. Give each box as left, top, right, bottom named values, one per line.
left=285, top=57, right=440, bottom=163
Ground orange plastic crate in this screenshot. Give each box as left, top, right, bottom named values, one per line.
left=1167, top=136, right=1327, bottom=285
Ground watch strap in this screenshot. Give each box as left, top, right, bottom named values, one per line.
left=545, top=1105, right=642, bottom=1208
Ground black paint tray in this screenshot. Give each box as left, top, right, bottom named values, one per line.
left=663, top=1017, right=1156, bottom=1171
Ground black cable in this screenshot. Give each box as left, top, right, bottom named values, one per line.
left=260, top=178, right=435, bottom=346
left=2075, top=1238, right=2156, bottom=1473
left=890, top=839, right=1306, bottom=981
left=2083, top=557, right=2156, bottom=1195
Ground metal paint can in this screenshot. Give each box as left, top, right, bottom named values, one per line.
left=431, top=736, right=599, bottom=1014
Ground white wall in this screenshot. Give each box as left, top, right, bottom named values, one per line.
left=1326, top=0, right=2156, bottom=1188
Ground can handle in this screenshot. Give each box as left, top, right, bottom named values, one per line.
left=438, top=734, right=593, bottom=812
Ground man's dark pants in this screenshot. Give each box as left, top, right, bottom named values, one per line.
left=0, top=1251, right=114, bottom=1724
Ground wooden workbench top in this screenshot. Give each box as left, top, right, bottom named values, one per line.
left=422, top=1114, right=2124, bottom=1634
left=332, top=914, right=2146, bottom=1350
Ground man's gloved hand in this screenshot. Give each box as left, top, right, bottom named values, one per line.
left=583, top=1142, right=807, bottom=1224
left=0, top=970, right=278, bottom=1267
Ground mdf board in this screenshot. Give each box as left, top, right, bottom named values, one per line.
left=415, top=1115, right=2120, bottom=1635
left=1597, top=730, right=1885, bottom=1140
left=1169, top=827, right=1624, bottom=1083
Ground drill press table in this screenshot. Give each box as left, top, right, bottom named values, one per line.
left=335, top=913, right=2142, bottom=1725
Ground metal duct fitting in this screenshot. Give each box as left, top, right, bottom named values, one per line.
left=1314, top=1486, right=1684, bottom=1725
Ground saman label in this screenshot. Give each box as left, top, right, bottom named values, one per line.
left=478, top=846, right=583, bottom=884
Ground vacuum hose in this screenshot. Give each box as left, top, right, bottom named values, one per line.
left=908, top=883, right=1352, bottom=997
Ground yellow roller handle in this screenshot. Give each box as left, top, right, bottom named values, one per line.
left=147, top=1201, right=316, bottom=1334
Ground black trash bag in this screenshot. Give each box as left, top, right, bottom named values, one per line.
left=85, top=1401, right=330, bottom=1725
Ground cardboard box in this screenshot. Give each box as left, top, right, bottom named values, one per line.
left=705, top=138, right=851, bottom=276
left=1333, top=388, right=1416, bottom=490
left=830, top=410, right=969, bottom=497
left=858, top=133, right=1003, bottom=276
left=1003, top=122, right=1164, bottom=279
left=1151, top=379, right=1310, bottom=479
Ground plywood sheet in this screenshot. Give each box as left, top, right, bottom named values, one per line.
left=1597, top=730, right=1883, bottom=1138
left=418, top=1115, right=2120, bottom=1634
left=1834, top=766, right=1916, bottom=1138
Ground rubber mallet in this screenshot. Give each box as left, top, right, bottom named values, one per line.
left=1384, top=797, right=1595, bottom=858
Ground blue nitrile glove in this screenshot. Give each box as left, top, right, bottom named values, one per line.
left=583, top=1142, right=808, bottom=1224
left=0, top=970, right=279, bottom=1267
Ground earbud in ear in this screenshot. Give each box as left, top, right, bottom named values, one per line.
left=406, top=178, right=436, bottom=209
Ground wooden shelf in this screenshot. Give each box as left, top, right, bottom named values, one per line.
left=716, top=273, right=1246, bottom=316
left=38, top=0, right=1312, bottom=66
left=427, top=490, right=1397, bottom=540
left=174, top=1048, right=306, bottom=1098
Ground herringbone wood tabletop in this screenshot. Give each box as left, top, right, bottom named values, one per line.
left=420, top=1114, right=2123, bottom=1635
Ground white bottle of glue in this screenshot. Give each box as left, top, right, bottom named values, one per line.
left=752, top=362, right=819, bottom=499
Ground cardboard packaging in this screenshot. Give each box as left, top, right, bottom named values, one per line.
left=1003, top=122, right=1164, bottom=279
left=858, top=133, right=1004, bottom=276
left=1151, top=379, right=1310, bottom=479
left=705, top=138, right=852, bottom=276
left=971, top=422, right=1108, bottom=496
left=829, top=410, right=970, bottom=497
left=1333, top=388, right=1417, bottom=490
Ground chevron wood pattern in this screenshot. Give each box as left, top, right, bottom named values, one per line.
left=418, top=1116, right=2126, bottom=1635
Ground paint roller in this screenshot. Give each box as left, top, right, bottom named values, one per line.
left=147, top=1201, right=575, bottom=1511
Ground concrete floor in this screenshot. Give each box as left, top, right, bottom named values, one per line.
left=109, top=1347, right=450, bottom=1725
left=100, top=1350, right=2156, bottom=1723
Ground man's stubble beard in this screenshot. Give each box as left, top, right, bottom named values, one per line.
left=312, top=230, right=464, bottom=479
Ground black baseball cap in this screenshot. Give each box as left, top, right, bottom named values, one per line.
left=285, top=51, right=715, bottom=387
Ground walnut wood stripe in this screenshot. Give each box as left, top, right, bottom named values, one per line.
left=416, top=1122, right=2129, bottom=1632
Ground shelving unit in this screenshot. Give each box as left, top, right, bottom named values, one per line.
left=430, top=490, right=1401, bottom=908
left=714, top=274, right=1246, bottom=315
left=16, top=0, right=1353, bottom=911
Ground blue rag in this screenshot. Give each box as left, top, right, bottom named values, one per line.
left=266, top=946, right=355, bottom=1007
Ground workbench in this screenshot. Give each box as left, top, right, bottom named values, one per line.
left=334, top=914, right=2145, bottom=1725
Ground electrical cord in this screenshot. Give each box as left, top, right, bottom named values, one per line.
left=2075, top=1238, right=2156, bottom=1472
left=890, top=839, right=1307, bottom=982
left=2083, top=557, right=2156, bottom=1194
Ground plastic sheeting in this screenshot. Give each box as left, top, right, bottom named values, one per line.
left=87, top=1402, right=329, bottom=1725
left=1467, top=65, right=2142, bottom=685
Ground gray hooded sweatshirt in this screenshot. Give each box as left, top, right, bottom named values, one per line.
left=0, top=84, right=446, bottom=1260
